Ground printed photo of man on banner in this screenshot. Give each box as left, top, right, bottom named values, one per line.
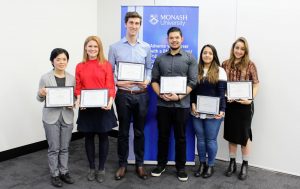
left=121, top=6, right=199, bottom=165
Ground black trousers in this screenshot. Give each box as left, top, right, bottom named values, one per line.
left=156, top=106, right=190, bottom=171
left=115, top=91, right=149, bottom=167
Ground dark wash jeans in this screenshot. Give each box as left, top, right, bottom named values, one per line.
left=115, top=91, right=149, bottom=167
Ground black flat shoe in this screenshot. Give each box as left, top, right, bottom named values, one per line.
left=51, top=176, right=63, bottom=187
left=60, top=173, right=74, bottom=184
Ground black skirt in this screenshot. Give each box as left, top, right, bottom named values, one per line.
left=77, top=107, right=117, bottom=133
left=223, top=102, right=254, bottom=146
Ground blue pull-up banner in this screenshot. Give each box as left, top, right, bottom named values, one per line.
left=122, top=6, right=199, bottom=165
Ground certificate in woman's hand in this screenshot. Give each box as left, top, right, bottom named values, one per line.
left=45, top=87, right=74, bottom=107
left=80, top=89, right=108, bottom=108
left=227, top=81, right=253, bottom=100
left=196, top=95, right=220, bottom=115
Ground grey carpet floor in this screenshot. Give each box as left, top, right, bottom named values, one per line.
left=0, top=137, right=299, bottom=189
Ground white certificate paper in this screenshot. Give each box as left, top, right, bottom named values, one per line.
left=160, top=76, right=187, bottom=94
left=80, top=89, right=108, bottom=108
left=196, top=95, right=220, bottom=115
left=46, top=87, right=74, bottom=107
left=227, top=81, right=253, bottom=100
left=117, top=61, right=145, bottom=82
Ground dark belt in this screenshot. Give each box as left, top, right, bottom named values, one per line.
left=117, top=88, right=147, bottom=94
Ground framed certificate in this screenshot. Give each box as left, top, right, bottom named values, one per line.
left=45, top=86, right=74, bottom=108
left=160, top=76, right=187, bottom=94
left=227, top=81, right=253, bottom=100
left=117, top=61, right=145, bottom=82
left=80, top=89, right=108, bottom=108
left=196, top=95, right=220, bottom=115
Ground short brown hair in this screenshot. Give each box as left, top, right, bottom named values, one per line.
left=124, top=11, right=142, bottom=25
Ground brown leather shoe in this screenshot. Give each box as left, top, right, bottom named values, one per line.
left=115, top=167, right=126, bottom=180
left=136, top=166, right=148, bottom=180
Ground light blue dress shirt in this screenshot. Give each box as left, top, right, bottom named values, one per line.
left=108, top=37, right=152, bottom=91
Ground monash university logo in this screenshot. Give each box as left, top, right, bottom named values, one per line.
left=149, top=14, right=188, bottom=26
left=149, top=14, right=159, bottom=25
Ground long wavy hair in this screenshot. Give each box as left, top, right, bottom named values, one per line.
left=198, top=44, right=220, bottom=84
left=82, top=36, right=106, bottom=64
left=228, top=37, right=250, bottom=70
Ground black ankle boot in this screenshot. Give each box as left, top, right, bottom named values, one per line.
left=202, top=166, right=214, bottom=178
left=238, top=161, right=248, bottom=180
left=194, top=162, right=206, bottom=177
left=225, top=158, right=236, bottom=177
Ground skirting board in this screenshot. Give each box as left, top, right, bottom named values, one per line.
left=0, top=131, right=116, bottom=162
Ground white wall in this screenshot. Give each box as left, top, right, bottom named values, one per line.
left=98, top=0, right=300, bottom=176
left=0, top=0, right=98, bottom=152
left=233, top=0, right=300, bottom=176
left=1, top=0, right=299, bottom=176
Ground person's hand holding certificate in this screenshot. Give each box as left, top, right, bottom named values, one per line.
left=160, top=76, right=187, bottom=94
left=117, top=61, right=145, bottom=82
left=45, top=87, right=74, bottom=108
left=80, top=89, right=108, bottom=108
left=227, top=81, right=253, bottom=100
left=196, top=95, right=220, bottom=115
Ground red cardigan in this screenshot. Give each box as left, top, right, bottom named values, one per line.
left=75, top=59, right=116, bottom=98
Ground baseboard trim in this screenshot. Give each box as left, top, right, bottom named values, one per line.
left=0, top=131, right=118, bottom=162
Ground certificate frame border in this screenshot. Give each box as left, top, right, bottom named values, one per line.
left=196, top=95, right=220, bottom=115
left=117, top=61, right=145, bottom=82
left=45, top=86, right=74, bottom=108
left=227, top=81, right=253, bottom=100
left=80, top=88, right=109, bottom=108
left=159, top=76, right=187, bottom=94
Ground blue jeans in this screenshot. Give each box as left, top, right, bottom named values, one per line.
left=192, top=117, right=222, bottom=166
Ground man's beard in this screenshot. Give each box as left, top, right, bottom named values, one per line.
left=170, top=46, right=180, bottom=51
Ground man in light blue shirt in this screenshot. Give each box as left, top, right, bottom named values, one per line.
left=108, top=11, right=152, bottom=181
